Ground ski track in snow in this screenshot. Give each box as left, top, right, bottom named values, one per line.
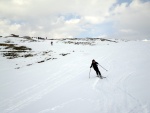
left=92, top=76, right=144, bottom=113
left=0, top=53, right=89, bottom=113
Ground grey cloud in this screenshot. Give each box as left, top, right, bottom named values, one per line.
left=0, top=0, right=149, bottom=39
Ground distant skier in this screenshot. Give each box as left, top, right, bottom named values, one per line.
left=90, top=59, right=104, bottom=79
left=51, top=41, right=53, bottom=46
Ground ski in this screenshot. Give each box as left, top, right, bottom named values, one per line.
left=97, top=76, right=106, bottom=79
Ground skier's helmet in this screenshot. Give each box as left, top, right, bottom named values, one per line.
left=92, top=59, right=95, bottom=63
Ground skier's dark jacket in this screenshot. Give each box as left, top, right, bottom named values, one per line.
left=90, top=62, right=99, bottom=70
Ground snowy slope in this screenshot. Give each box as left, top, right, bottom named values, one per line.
left=0, top=37, right=150, bottom=113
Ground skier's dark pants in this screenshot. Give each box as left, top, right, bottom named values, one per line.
left=94, top=68, right=101, bottom=77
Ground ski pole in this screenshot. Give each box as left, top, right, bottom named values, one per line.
left=89, top=68, right=91, bottom=78
left=98, top=64, right=108, bottom=71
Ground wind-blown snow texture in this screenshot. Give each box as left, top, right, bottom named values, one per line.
left=0, top=37, right=150, bottom=113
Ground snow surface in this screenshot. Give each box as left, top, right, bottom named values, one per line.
left=0, top=37, right=150, bottom=113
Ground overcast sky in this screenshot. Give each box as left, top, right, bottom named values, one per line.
left=0, top=0, right=150, bottom=39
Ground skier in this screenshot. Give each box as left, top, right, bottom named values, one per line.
left=90, top=59, right=104, bottom=79
left=51, top=41, right=53, bottom=46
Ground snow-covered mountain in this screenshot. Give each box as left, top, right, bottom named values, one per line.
left=0, top=36, right=150, bottom=113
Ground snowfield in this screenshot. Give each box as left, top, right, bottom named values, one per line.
left=0, top=37, right=150, bottom=113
